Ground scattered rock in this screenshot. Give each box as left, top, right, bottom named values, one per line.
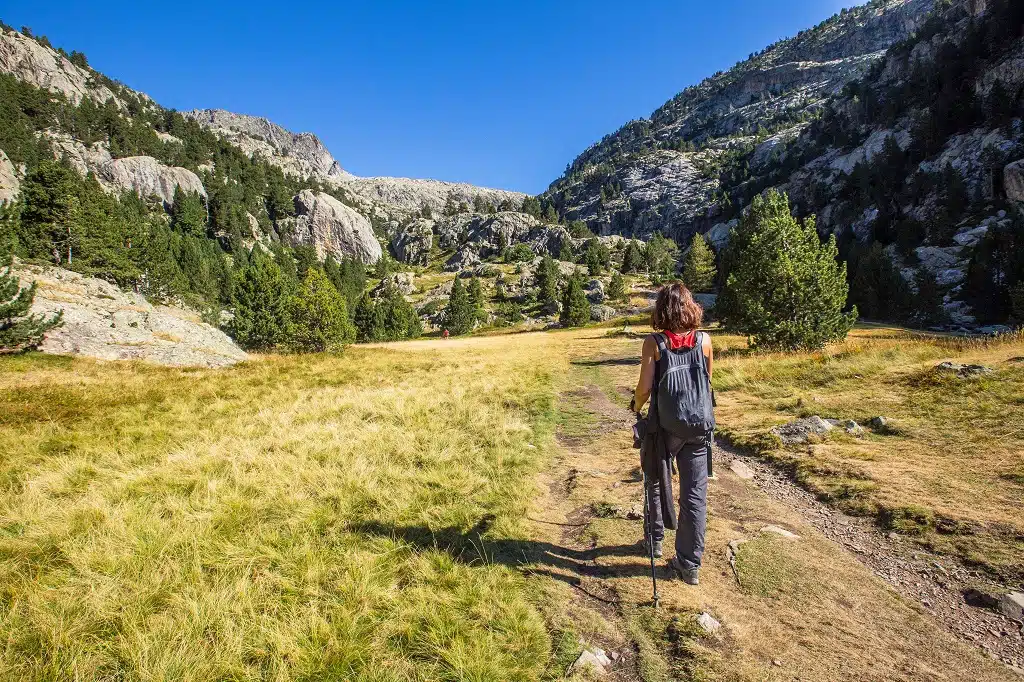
left=586, top=279, right=606, bottom=304
left=697, top=612, right=721, bottom=634
left=626, top=504, right=643, bottom=521
left=590, top=304, right=617, bottom=322
left=727, top=539, right=747, bottom=557
left=760, top=525, right=801, bottom=540
left=869, top=416, right=889, bottom=430
left=729, top=459, right=756, bottom=480
left=1000, top=593, right=1024, bottom=622
left=842, top=419, right=865, bottom=436
left=770, top=415, right=834, bottom=445
left=935, top=361, right=993, bottom=378
left=1005, top=159, right=1024, bottom=203
left=569, top=648, right=612, bottom=676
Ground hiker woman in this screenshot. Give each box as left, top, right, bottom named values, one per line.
left=632, top=282, right=714, bottom=585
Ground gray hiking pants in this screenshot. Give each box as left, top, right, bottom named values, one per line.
left=645, top=437, right=708, bottom=571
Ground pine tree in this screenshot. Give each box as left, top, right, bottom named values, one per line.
left=230, top=253, right=291, bottom=351
left=608, top=271, right=627, bottom=301
left=467, top=276, right=483, bottom=310
left=560, top=273, right=590, bottom=327
left=644, top=233, right=679, bottom=279
left=621, top=241, right=643, bottom=274
left=682, top=233, right=717, bottom=292
left=443, top=277, right=476, bottom=335
left=290, top=268, right=354, bottom=352
left=20, top=160, right=80, bottom=266
left=170, top=186, right=207, bottom=238
left=913, top=267, right=945, bottom=326
left=583, top=239, right=610, bottom=276
left=377, top=283, right=421, bottom=340
left=353, top=292, right=384, bottom=342
left=536, top=254, right=560, bottom=312
left=0, top=260, right=63, bottom=352
left=719, top=190, right=856, bottom=350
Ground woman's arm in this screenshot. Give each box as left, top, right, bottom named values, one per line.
left=703, top=333, right=713, bottom=381
left=633, top=335, right=658, bottom=413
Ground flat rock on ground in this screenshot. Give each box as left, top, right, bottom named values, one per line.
left=15, top=263, right=248, bottom=368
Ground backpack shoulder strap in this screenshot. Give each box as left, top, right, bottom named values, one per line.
left=649, top=332, right=669, bottom=359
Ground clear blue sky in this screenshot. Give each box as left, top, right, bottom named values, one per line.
left=3, top=0, right=853, bottom=194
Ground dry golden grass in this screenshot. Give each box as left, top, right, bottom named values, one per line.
left=706, top=326, right=1024, bottom=580
left=0, top=335, right=571, bottom=681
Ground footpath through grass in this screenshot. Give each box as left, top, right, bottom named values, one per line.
left=711, top=326, right=1024, bottom=582
left=0, top=335, right=569, bottom=681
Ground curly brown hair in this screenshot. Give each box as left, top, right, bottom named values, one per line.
left=651, top=282, right=703, bottom=332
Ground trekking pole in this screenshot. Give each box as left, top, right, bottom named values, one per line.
left=641, top=471, right=660, bottom=608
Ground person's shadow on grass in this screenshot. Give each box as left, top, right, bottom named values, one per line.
left=350, top=518, right=667, bottom=587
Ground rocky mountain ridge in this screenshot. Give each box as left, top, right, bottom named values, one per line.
left=0, top=25, right=525, bottom=266
left=544, top=0, right=934, bottom=241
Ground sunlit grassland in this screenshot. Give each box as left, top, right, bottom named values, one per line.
left=0, top=335, right=571, bottom=681
left=711, top=326, right=1024, bottom=580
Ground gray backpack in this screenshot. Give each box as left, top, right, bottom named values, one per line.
left=653, top=332, right=715, bottom=439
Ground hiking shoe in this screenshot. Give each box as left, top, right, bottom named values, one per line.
left=643, top=538, right=663, bottom=559
left=669, top=556, right=699, bottom=585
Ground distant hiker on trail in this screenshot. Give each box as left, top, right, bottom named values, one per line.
left=442, top=329, right=450, bottom=340
left=631, top=282, right=714, bottom=585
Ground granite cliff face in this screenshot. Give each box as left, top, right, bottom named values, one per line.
left=288, top=190, right=383, bottom=264
left=545, top=0, right=934, bottom=242
left=185, top=109, right=354, bottom=181
left=0, top=27, right=121, bottom=105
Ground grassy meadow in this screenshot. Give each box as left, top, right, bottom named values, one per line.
left=711, top=326, right=1024, bottom=582
left=2, top=323, right=1023, bottom=681
left=0, top=336, right=570, bottom=681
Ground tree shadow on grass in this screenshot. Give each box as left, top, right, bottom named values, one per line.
left=350, top=519, right=665, bottom=584
left=571, top=357, right=641, bottom=367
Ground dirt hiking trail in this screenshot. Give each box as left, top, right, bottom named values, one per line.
left=525, top=331, right=1019, bottom=681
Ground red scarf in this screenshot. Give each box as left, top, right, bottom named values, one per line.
left=663, top=330, right=698, bottom=350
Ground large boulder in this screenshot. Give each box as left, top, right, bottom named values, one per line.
left=1005, top=159, right=1024, bottom=203
left=435, top=211, right=540, bottom=253
left=0, top=149, right=18, bottom=205
left=445, top=246, right=481, bottom=272
left=391, top=218, right=434, bottom=265
left=99, top=156, right=206, bottom=207
left=14, top=262, right=247, bottom=368
left=290, top=189, right=382, bottom=264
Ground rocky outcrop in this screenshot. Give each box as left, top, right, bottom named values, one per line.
left=44, top=131, right=113, bottom=177
left=1005, top=159, right=1024, bottom=203
left=99, top=156, right=206, bottom=206
left=290, top=190, right=382, bottom=264
left=390, top=218, right=434, bottom=265
left=14, top=263, right=247, bottom=367
left=340, top=177, right=525, bottom=217
left=0, top=149, right=18, bottom=204
left=546, top=0, right=933, bottom=238
left=0, top=28, right=120, bottom=105
left=186, top=109, right=352, bottom=181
